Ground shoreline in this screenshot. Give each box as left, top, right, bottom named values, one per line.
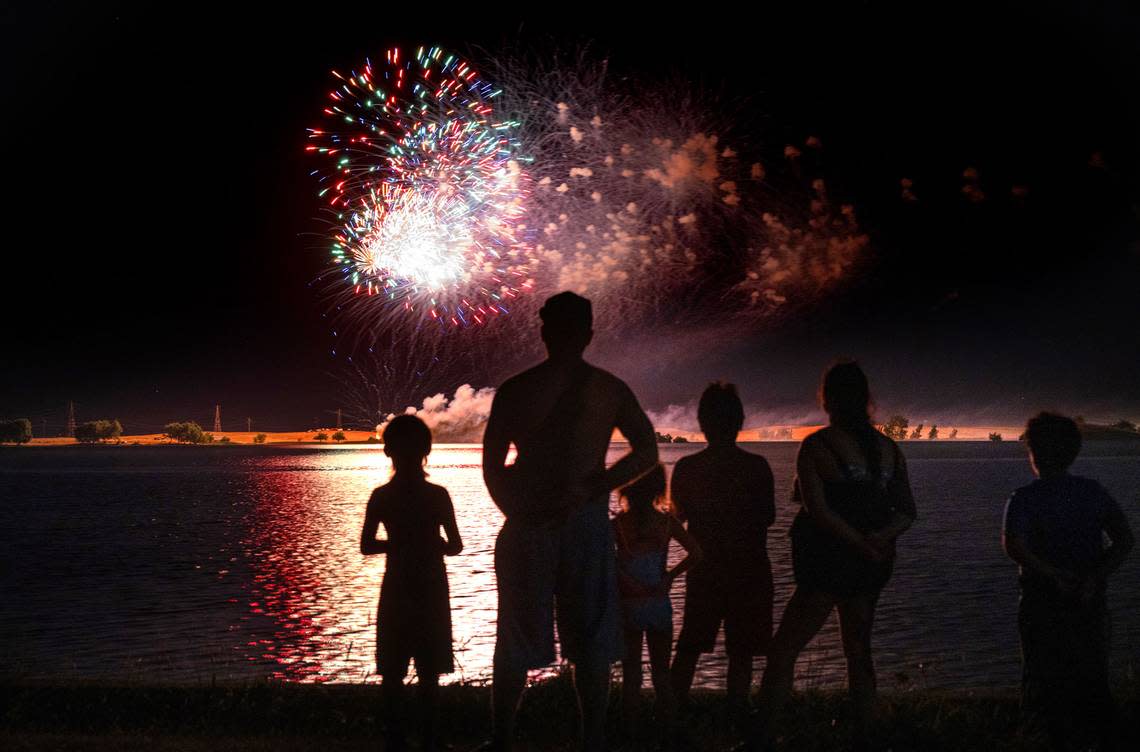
left=2, top=680, right=1136, bottom=751
left=11, top=423, right=1140, bottom=447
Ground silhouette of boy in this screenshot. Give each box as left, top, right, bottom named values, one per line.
left=1002, top=412, right=1133, bottom=750
left=482, top=291, right=658, bottom=751
left=670, top=382, right=775, bottom=722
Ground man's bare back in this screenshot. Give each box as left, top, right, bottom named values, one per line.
left=483, top=359, right=656, bottom=518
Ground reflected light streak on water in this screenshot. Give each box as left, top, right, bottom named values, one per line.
left=0, top=442, right=1137, bottom=690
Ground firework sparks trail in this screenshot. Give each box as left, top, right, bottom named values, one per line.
left=311, top=46, right=871, bottom=412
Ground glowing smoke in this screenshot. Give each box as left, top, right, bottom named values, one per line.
left=379, top=383, right=496, bottom=443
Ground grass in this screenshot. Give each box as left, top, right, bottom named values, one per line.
left=3, top=676, right=1137, bottom=751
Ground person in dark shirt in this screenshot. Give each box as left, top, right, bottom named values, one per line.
left=669, top=382, right=775, bottom=724
left=1002, top=412, right=1133, bottom=750
left=361, top=414, right=463, bottom=752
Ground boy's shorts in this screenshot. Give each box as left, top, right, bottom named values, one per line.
left=494, top=499, right=623, bottom=671
left=676, top=561, right=773, bottom=656
left=1018, top=591, right=1112, bottom=724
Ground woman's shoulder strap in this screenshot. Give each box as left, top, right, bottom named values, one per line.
left=812, top=428, right=853, bottom=477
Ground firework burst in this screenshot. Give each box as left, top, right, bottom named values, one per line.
left=313, top=46, right=872, bottom=418
left=308, top=45, right=532, bottom=329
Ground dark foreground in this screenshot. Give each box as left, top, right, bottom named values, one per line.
left=3, top=678, right=1138, bottom=751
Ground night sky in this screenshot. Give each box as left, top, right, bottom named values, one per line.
left=3, top=3, right=1138, bottom=433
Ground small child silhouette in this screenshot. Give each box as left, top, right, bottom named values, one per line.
left=613, top=464, right=701, bottom=745
left=361, top=415, right=463, bottom=752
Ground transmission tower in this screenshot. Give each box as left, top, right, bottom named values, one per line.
left=247, top=417, right=252, bottom=433
left=336, top=408, right=342, bottom=430
left=65, top=401, right=76, bottom=438
left=214, top=404, right=221, bottom=433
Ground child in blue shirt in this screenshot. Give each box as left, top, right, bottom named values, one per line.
left=1002, top=412, right=1133, bottom=750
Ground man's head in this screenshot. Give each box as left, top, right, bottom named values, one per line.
left=698, top=382, right=745, bottom=444
left=1024, top=411, right=1082, bottom=477
left=540, top=291, right=593, bottom=358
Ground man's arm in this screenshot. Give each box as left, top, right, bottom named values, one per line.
left=603, top=382, right=658, bottom=493
left=482, top=389, right=523, bottom=518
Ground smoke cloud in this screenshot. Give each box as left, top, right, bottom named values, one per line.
left=379, top=384, right=496, bottom=443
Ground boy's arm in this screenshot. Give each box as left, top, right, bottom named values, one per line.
left=756, top=458, right=776, bottom=528
left=1001, top=493, right=1077, bottom=592
left=360, top=492, right=389, bottom=556
left=1090, top=492, right=1134, bottom=583
left=440, top=489, right=464, bottom=556
left=669, top=458, right=691, bottom=524
left=1003, top=533, right=1078, bottom=593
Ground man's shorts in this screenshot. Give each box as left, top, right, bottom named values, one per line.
left=676, top=560, right=773, bottom=656
left=494, top=499, right=623, bottom=672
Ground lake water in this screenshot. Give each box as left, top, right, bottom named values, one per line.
left=1, top=441, right=1137, bottom=690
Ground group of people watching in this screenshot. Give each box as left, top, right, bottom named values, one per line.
left=360, top=291, right=1134, bottom=751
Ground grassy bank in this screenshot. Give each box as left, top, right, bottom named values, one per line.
left=3, top=678, right=1136, bottom=750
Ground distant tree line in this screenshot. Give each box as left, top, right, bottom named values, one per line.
left=164, top=421, right=214, bottom=444
left=654, top=431, right=688, bottom=444
left=75, top=419, right=123, bottom=444
left=310, top=431, right=348, bottom=443
left=878, top=416, right=955, bottom=441
left=0, top=418, right=33, bottom=444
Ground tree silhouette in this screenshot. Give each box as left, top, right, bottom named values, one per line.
left=879, top=415, right=909, bottom=441
left=0, top=419, right=32, bottom=444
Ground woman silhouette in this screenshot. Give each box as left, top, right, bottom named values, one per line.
left=757, top=361, right=917, bottom=750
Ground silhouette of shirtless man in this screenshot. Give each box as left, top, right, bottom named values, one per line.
left=482, top=291, right=658, bottom=751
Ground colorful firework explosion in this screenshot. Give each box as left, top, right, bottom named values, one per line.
left=308, top=46, right=532, bottom=327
